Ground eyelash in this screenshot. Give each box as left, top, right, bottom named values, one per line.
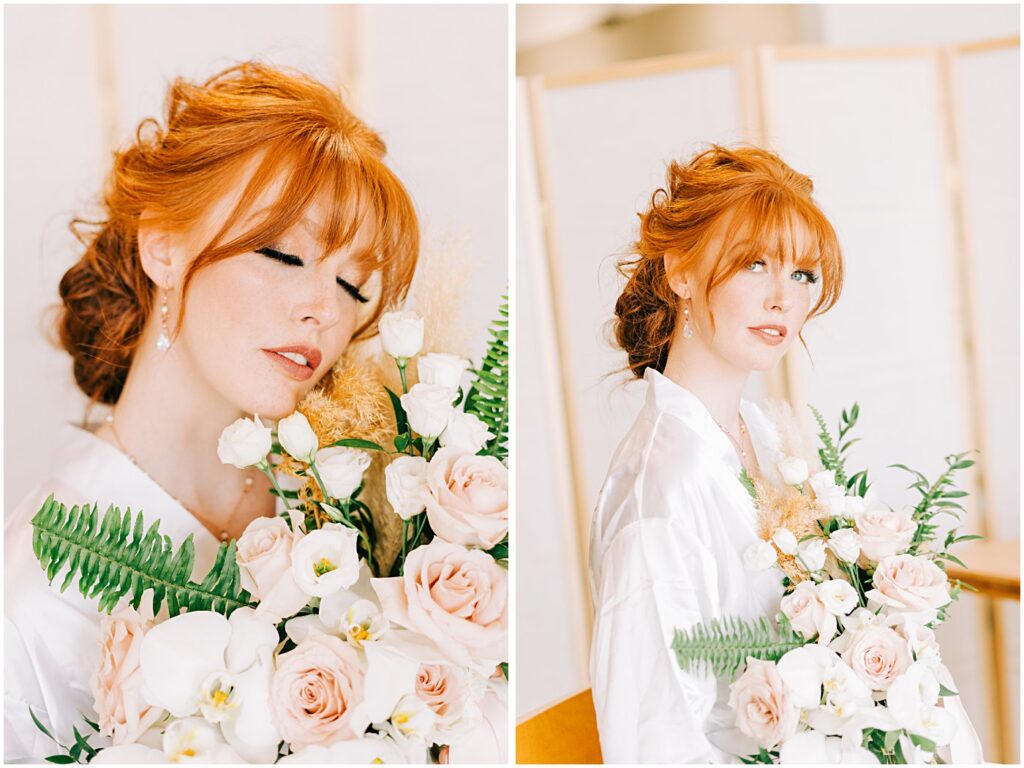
left=747, top=259, right=819, bottom=285
left=255, top=247, right=369, bottom=304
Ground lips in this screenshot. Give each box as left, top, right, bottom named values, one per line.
left=748, top=325, right=787, bottom=346
left=262, top=345, right=323, bottom=382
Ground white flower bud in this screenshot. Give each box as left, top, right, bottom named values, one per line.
left=439, top=411, right=493, bottom=455
left=379, top=311, right=424, bottom=359
left=772, top=527, right=799, bottom=556
left=277, top=411, right=318, bottom=463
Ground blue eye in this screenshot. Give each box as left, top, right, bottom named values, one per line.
left=256, top=247, right=370, bottom=303
left=791, top=270, right=819, bottom=285
left=746, top=260, right=766, bottom=272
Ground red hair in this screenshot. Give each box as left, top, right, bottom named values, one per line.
left=59, top=61, right=418, bottom=404
left=614, top=144, right=843, bottom=377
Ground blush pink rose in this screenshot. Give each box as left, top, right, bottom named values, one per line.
left=854, top=505, right=915, bottom=562
left=270, top=632, right=366, bottom=748
left=728, top=658, right=799, bottom=750
left=372, top=540, right=507, bottom=668
left=235, top=516, right=309, bottom=621
left=91, top=606, right=164, bottom=745
left=416, top=663, right=473, bottom=728
left=780, top=581, right=837, bottom=645
left=425, top=448, right=508, bottom=549
left=866, top=554, right=951, bottom=613
left=842, top=626, right=912, bottom=691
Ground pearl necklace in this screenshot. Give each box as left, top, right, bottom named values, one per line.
left=713, top=414, right=749, bottom=461
left=104, top=414, right=253, bottom=541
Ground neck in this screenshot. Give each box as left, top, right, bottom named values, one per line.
left=97, top=316, right=274, bottom=530
left=661, top=324, right=749, bottom=433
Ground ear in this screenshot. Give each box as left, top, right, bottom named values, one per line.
left=663, top=249, right=691, bottom=300
left=137, top=211, right=188, bottom=290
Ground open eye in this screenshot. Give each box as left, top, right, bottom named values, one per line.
left=791, top=269, right=819, bottom=285
left=746, top=259, right=767, bottom=273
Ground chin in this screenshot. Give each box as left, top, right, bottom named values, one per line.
left=237, top=387, right=305, bottom=422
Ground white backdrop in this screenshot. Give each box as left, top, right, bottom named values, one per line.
left=4, top=4, right=507, bottom=511
left=517, top=36, right=1020, bottom=763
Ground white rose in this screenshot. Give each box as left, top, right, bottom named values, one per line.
left=772, top=527, right=799, bottom=556
left=439, top=411, right=493, bottom=455
left=809, top=470, right=840, bottom=497
left=418, top=353, right=470, bottom=390
left=828, top=528, right=862, bottom=563
left=235, top=517, right=309, bottom=621
left=385, top=455, right=429, bottom=520
left=817, top=580, right=859, bottom=616
left=798, top=538, right=827, bottom=572
left=217, top=415, right=271, bottom=469
left=291, top=524, right=361, bottom=598
left=401, top=383, right=456, bottom=438
left=743, top=540, right=778, bottom=571
left=854, top=504, right=916, bottom=562
left=380, top=311, right=424, bottom=359
left=778, top=456, right=809, bottom=486
left=315, top=447, right=371, bottom=500
left=843, top=495, right=867, bottom=519
left=277, top=411, right=318, bottom=463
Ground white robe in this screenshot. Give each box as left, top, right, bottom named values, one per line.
left=4, top=424, right=220, bottom=763
left=588, top=369, right=983, bottom=764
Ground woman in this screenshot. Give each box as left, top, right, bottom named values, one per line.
left=4, top=62, right=418, bottom=760
left=588, top=145, right=981, bottom=763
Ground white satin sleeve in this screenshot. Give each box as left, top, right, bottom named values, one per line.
left=590, top=515, right=728, bottom=764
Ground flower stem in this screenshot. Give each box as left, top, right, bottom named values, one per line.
left=259, top=461, right=292, bottom=511
left=397, top=358, right=409, bottom=394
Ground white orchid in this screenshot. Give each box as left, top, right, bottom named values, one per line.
left=778, top=729, right=879, bottom=764
left=887, top=662, right=958, bottom=747
left=138, top=608, right=281, bottom=763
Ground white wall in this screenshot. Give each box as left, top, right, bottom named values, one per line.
left=4, top=5, right=507, bottom=511
left=813, top=3, right=1019, bottom=46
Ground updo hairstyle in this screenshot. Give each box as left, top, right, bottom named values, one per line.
left=58, top=61, right=419, bottom=405
left=613, top=144, right=843, bottom=378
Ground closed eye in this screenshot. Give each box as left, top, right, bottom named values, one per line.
left=256, top=247, right=369, bottom=303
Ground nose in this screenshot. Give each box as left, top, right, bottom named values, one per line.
left=765, top=271, right=794, bottom=314
left=292, top=275, right=341, bottom=328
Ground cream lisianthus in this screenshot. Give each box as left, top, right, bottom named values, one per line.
left=828, top=528, right=862, bottom=563
left=439, top=410, right=493, bottom=455
left=401, top=383, right=456, bottom=438
left=217, top=415, right=272, bottom=469
left=380, top=311, right=425, bottom=360
left=277, top=411, right=319, bottom=463
left=798, top=538, right=827, bottom=572
left=418, top=352, right=470, bottom=390
left=291, top=524, right=361, bottom=598
left=385, top=455, right=429, bottom=520
left=772, top=527, right=799, bottom=556
left=743, top=540, right=778, bottom=571
left=315, top=447, right=371, bottom=501
left=778, top=456, right=809, bottom=486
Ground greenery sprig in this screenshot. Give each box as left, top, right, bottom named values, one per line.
left=464, top=294, right=509, bottom=461
left=31, top=495, right=251, bottom=618
left=672, top=615, right=804, bottom=680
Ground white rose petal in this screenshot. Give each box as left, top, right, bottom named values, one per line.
left=380, top=311, right=424, bottom=359
left=315, top=447, right=371, bottom=500
left=277, top=411, right=319, bottom=463
left=818, top=579, right=859, bottom=616
left=401, top=383, right=456, bottom=438
left=743, top=540, right=778, bottom=571
left=439, top=410, right=493, bottom=455
left=217, top=415, right=271, bottom=469
left=385, top=455, right=429, bottom=520
left=778, top=456, right=809, bottom=486
left=291, top=524, right=361, bottom=597
left=828, top=528, right=862, bottom=563
left=418, top=353, right=470, bottom=390
left=798, top=538, right=828, bottom=572
left=772, top=527, right=799, bottom=556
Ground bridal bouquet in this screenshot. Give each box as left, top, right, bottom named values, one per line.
left=29, top=302, right=509, bottom=764
left=673, top=405, right=979, bottom=765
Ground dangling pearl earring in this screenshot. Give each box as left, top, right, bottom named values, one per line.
left=156, top=289, right=172, bottom=352
left=683, top=302, right=694, bottom=339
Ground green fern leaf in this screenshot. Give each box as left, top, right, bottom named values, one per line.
left=672, top=615, right=805, bottom=680
left=31, top=495, right=252, bottom=618
left=464, top=294, right=508, bottom=461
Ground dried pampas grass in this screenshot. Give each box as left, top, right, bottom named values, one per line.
left=762, top=398, right=821, bottom=474
left=753, top=476, right=828, bottom=586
